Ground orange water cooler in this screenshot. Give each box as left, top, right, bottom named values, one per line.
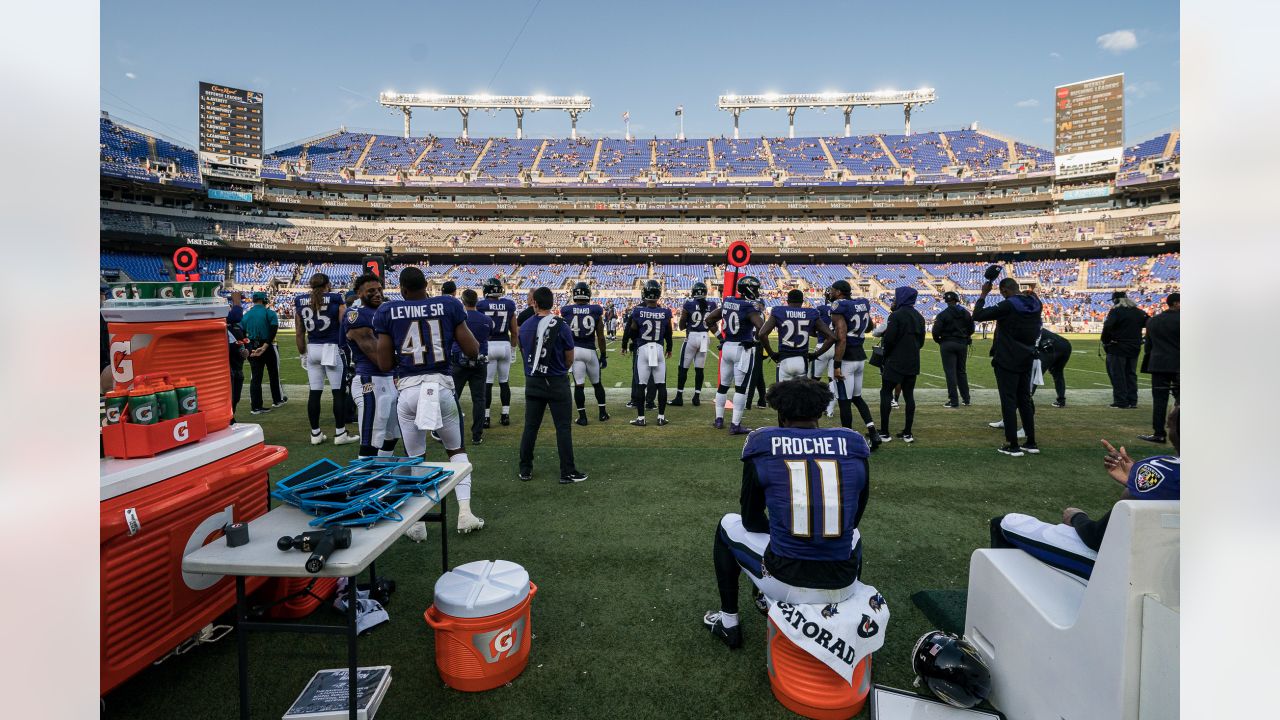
left=101, top=423, right=287, bottom=694
left=102, top=303, right=235, bottom=432
left=766, top=618, right=872, bottom=720
left=424, top=560, right=537, bottom=692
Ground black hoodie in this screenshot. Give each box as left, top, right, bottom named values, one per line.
left=973, top=293, right=1043, bottom=372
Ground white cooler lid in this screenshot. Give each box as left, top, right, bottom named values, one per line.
left=100, top=423, right=264, bottom=501
left=101, top=302, right=228, bottom=324
left=432, top=560, right=530, bottom=619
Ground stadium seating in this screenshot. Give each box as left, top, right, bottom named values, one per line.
left=653, top=139, right=709, bottom=178
left=518, top=264, right=582, bottom=290
left=769, top=138, right=830, bottom=179
left=1147, top=253, right=1179, bottom=283
left=596, top=139, right=652, bottom=179
left=586, top=264, right=648, bottom=290
left=362, top=136, right=432, bottom=175
left=101, top=251, right=168, bottom=281
left=1014, top=259, right=1079, bottom=287
left=825, top=135, right=896, bottom=176
left=234, top=261, right=297, bottom=286
left=944, top=130, right=1009, bottom=176
left=419, top=137, right=486, bottom=177
left=540, top=138, right=595, bottom=177
left=1087, top=257, right=1148, bottom=288
left=712, top=139, right=770, bottom=177
left=654, top=264, right=713, bottom=294
left=477, top=138, right=542, bottom=179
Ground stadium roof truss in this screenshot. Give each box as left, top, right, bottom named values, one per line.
left=717, top=89, right=936, bottom=138
left=379, top=92, right=592, bottom=140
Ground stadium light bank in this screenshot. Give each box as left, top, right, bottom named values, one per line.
left=379, top=92, right=592, bottom=140
left=716, top=89, right=936, bottom=138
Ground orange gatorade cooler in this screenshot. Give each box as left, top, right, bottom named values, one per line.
left=102, top=302, right=234, bottom=431
left=766, top=618, right=872, bottom=720
left=100, top=423, right=287, bottom=694
left=424, top=560, right=537, bottom=692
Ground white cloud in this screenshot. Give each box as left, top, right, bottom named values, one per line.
left=124, top=72, right=136, bottom=80
left=1015, top=98, right=1039, bottom=108
left=1097, top=29, right=1139, bottom=53
left=1129, top=80, right=1160, bottom=99
left=1049, top=52, right=1062, bottom=59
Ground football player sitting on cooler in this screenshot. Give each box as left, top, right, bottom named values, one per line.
left=671, top=281, right=718, bottom=408
left=812, top=280, right=880, bottom=449
left=704, top=378, right=870, bottom=648
left=705, top=276, right=765, bottom=435
left=295, top=273, right=357, bottom=446
left=991, top=406, right=1181, bottom=580
left=477, top=277, right=518, bottom=428
left=758, top=289, right=836, bottom=384
left=560, top=281, right=610, bottom=426
left=344, top=273, right=401, bottom=459
left=374, top=267, right=485, bottom=533
left=623, top=280, right=674, bottom=427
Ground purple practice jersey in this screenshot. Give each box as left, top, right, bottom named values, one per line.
left=831, top=297, right=872, bottom=360
left=742, top=426, right=869, bottom=562
left=344, top=305, right=387, bottom=377
left=373, top=295, right=468, bottom=377
left=682, top=298, right=718, bottom=332
left=816, top=303, right=832, bottom=326
left=295, top=292, right=344, bottom=344
left=632, top=305, right=672, bottom=348
left=719, top=296, right=759, bottom=344
left=477, top=297, right=516, bottom=341
left=770, top=305, right=821, bottom=359
left=560, top=302, right=603, bottom=349
left=453, top=309, right=492, bottom=362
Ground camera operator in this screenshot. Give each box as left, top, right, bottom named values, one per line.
left=453, top=289, right=493, bottom=445
left=972, top=278, right=1042, bottom=456
left=1139, top=293, right=1179, bottom=443
left=1101, top=291, right=1148, bottom=409
left=931, top=291, right=974, bottom=408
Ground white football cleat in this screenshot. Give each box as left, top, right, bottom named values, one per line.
left=334, top=431, right=359, bottom=445
left=405, top=522, right=428, bottom=543
left=310, top=432, right=328, bottom=445
left=457, top=512, right=485, bottom=534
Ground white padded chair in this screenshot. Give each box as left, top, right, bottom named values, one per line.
left=964, top=500, right=1180, bottom=720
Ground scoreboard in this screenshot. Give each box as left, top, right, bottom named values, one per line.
left=1053, top=73, right=1124, bottom=178
left=198, top=81, right=263, bottom=182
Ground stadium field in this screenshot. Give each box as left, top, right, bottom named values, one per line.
left=106, top=333, right=1166, bottom=720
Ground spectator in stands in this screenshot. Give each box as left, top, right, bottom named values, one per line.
left=242, top=291, right=287, bottom=414
left=1101, top=291, right=1148, bottom=409
left=1035, top=327, right=1073, bottom=409
left=876, top=287, right=925, bottom=444
left=973, top=278, right=1041, bottom=456
left=1139, top=293, right=1180, bottom=444
left=517, top=287, right=587, bottom=484
left=931, top=291, right=974, bottom=408
left=990, top=407, right=1180, bottom=580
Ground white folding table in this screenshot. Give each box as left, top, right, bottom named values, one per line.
left=181, top=461, right=468, bottom=720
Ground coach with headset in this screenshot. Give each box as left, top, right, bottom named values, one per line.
left=931, top=291, right=975, bottom=408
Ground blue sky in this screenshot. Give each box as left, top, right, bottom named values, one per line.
left=101, top=0, right=1179, bottom=150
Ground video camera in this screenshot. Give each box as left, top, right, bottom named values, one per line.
left=277, top=527, right=353, bottom=573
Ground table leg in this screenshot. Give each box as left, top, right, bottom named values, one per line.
left=348, top=575, right=358, bottom=720
left=439, top=494, right=449, bottom=573
left=236, top=576, right=249, bottom=720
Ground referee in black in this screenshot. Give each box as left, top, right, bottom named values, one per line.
left=517, top=287, right=588, bottom=484
left=932, top=291, right=974, bottom=408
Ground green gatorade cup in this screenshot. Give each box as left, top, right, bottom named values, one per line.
left=127, top=387, right=158, bottom=425
left=154, top=383, right=180, bottom=420
left=174, top=378, right=199, bottom=415
left=103, top=390, right=128, bottom=425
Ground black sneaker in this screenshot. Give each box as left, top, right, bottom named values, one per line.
left=625, top=400, right=636, bottom=408
left=472, top=434, right=484, bottom=445
left=575, top=415, right=588, bottom=427
left=703, top=611, right=743, bottom=649
left=867, top=428, right=882, bottom=451
left=1137, top=434, right=1167, bottom=444
left=500, top=413, right=511, bottom=426
left=599, top=410, right=611, bottom=422
left=1108, top=403, right=1126, bottom=409
left=656, top=417, right=670, bottom=426
left=1022, top=442, right=1040, bottom=454
left=430, top=430, right=441, bottom=442
left=757, top=401, right=768, bottom=409
left=997, top=444, right=1025, bottom=457
left=518, top=471, right=532, bottom=482
left=896, top=432, right=915, bottom=444
left=483, top=417, right=492, bottom=429
left=250, top=407, right=271, bottom=415
left=668, top=394, right=684, bottom=407
left=751, top=589, right=769, bottom=616
left=877, top=433, right=892, bottom=444
left=272, top=397, right=289, bottom=408
left=1051, top=399, right=1066, bottom=408
left=942, top=402, right=959, bottom=408
left=962, top=400, right=971, bottom=406
left=1126, top=404, right=1139, bottom=409
left=691, top=393, right=701, bottom=406
left=559, top=471, right=588, bottom=484
left=630, top=417, right=646, bottom=427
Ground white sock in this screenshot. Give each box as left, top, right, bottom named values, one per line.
left=715, top=393, right=727, bottom=419
left=657, top=414, right=665, bottom=421
left=377, top=449, right=395, bottom=457
left=452, top=456, right=472, bottom=502
left=731, top=393, right=747, bottom=424
left=311, top=429, right=322, bottom=437
left=485, top=409, right=491, bottom=418
left=501, top=405, right=510, bottom=414
left=719, top=612, right=740, bottom=628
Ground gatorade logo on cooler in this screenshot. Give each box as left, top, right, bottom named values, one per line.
left=473, top=617, right=525, bottom=663
left=173, top=420, right=189, bottom=442
left=111, top=341, right=134, bottom=384
left=105, top=406, right=122, bottom=424
left=159, top=286, right=176, bottom=299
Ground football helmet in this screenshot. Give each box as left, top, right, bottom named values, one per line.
left=642, top=279, right=662, bottom=301
left=911, top=630, right=992, bottom=709
left=736, top=275, right=762, bottom=301
left=572, top=281, right=592, bottom=301
left=482, top=277, right=503, bottom=298
left=691, top=281, right=708, bottom=300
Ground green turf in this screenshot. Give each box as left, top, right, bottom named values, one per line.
left=105, top=332, right=1167, bottom=719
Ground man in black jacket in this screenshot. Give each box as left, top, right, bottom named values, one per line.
left=1101, top=291, right=1148, bottom=409
left=973, top=277, right=1042, bottom=456
left=1139, top=292, right=1179, bottom=443
left=877, top=286, right=926, bottom=444
left=1035, top=327, right=1072, bottom=408
left=932, top=291, right=974, bottom=408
